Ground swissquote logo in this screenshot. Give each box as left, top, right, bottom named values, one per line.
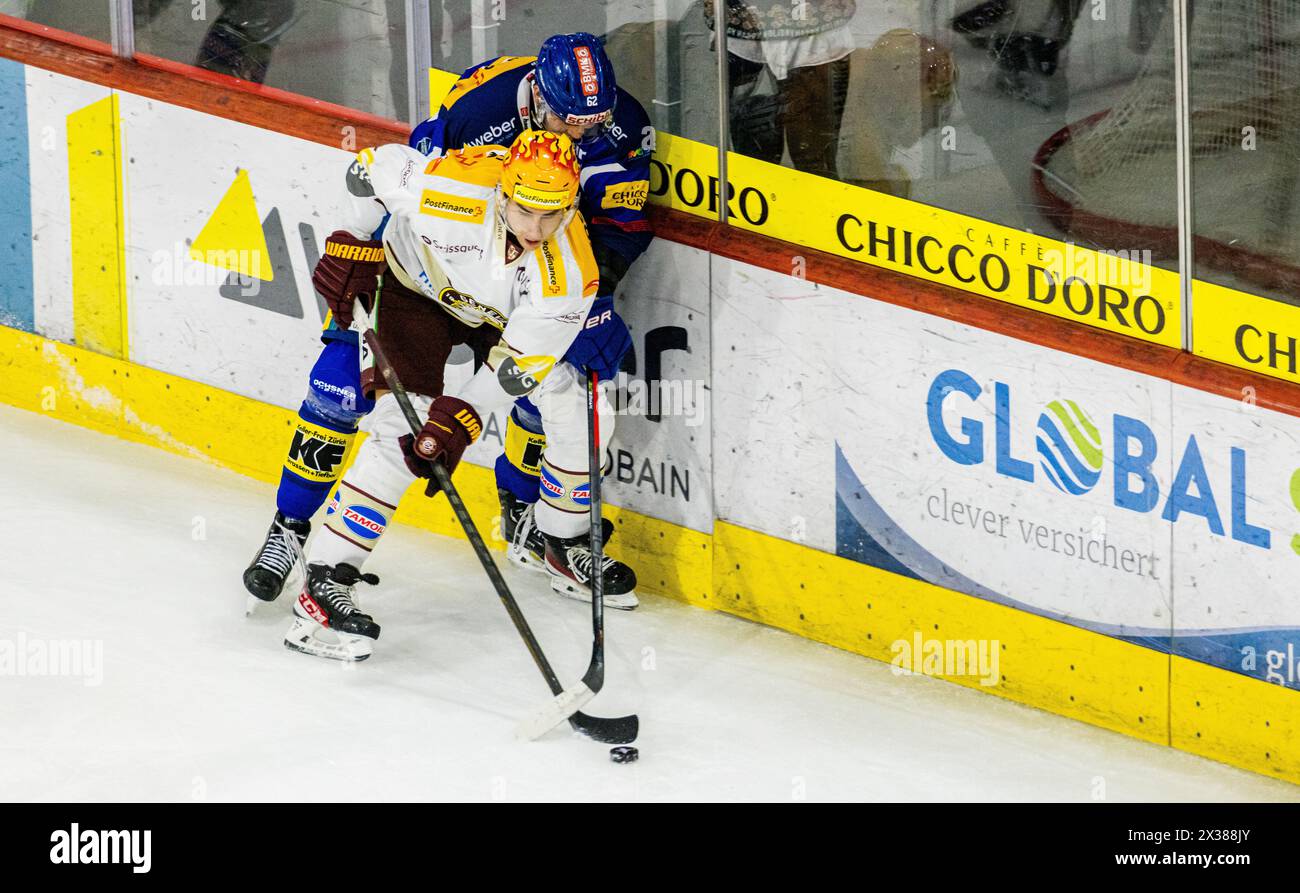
left=50, top=823, right=151, bottom=873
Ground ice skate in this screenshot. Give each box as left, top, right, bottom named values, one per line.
left=543, top=532, right=638, bottom=610
left=500, top=488, right=613, bottom=575
left=283, top=563, right=381, bottom=661
left=243, top=512, right=311, bottom=614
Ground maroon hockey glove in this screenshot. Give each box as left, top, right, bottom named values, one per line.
left=399, top=396, right=483, bottom=477
left=313, top=230, right=386, bottom=328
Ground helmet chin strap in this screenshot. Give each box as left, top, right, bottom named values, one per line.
left=527, top=80, right=547, bottom=130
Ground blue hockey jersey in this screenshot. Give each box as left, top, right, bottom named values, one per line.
left=409, top=55, right=655, bottom=285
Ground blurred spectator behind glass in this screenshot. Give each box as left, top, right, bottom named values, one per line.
left=705, top=0, right=856, bottom=180
left=839, top=29, right=957, bottom=199
left=27, top=0, right=298, bottom=84
left=186, top=0, right=297, bottom=83
left=950, top=0, right=1085, bottom=109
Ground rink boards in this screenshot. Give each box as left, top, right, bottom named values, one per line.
left=0, top=55, right=1297, bottom=785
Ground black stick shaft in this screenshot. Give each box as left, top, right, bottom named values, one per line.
left=582, top=371, right=605, bottom=691
left=360, top=311, right=567, bottom=699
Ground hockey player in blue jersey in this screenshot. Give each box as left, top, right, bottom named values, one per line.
left=243, top=33, right=652, bottom=610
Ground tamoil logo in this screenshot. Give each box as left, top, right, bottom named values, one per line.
left=341, top=505, right=387, bottom=540
left=541, top=466, right=566, bottom=499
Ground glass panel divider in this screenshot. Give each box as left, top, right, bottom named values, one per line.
left=406, top=0, right=433, bottom=125
left=714, top=0, right=729, bottom=225
left=1172, top=0, right=1194, bottom=352
left=109, top=0, right=133, bottom=59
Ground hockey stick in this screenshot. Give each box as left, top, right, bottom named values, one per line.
left=354, top=291, right=636, bottom=744
left=514, top=368, right=638, bottom=742
left=583, top=369, right=607, bottom=693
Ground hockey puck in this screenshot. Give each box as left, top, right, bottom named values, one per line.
left=609, top=746, right=638, bottom=764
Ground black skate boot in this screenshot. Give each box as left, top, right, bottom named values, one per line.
left=284, top=563, right=382, bottom=661
left=243, top=512, right=311, bottom=602
left=500, top=488, right=613, bottom=575
left=543, top=533, right=638, bottom=610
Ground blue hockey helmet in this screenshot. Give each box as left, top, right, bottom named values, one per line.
left=533, top=33, right=618, bottom=127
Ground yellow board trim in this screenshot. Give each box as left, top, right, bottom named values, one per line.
left=66, top=94, right=128, bottom=360
left=712, top=520, right=1168, bottom=742
left=646, top=132, right=1181, bottom=347
left=0, top=323, right=1294, bottom=786
left=1193, top=278, right=1300, bottom=384
left=1171, top=654, right=1300, bottom=783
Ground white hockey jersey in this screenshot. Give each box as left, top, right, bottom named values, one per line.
left=343, top=142, right=600, bottom=415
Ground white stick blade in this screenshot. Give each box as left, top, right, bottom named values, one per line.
left=515, top=683, right=596, bottom=741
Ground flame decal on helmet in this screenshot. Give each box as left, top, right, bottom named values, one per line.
left=501, top=130, right=581, bottom=210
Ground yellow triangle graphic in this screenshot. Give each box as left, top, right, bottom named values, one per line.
left=189, top=169, right=273, bottom=281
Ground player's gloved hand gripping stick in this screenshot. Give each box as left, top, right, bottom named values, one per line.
left=354, top=285, right=637, bottom=745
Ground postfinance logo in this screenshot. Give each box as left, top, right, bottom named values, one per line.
left=420, top=190, right=487, bottom=223
left=926, top=368, right=1271, bottom=549
left=1036, top=399, right=1103, bottom=495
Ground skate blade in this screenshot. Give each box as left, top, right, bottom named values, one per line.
left=282, top=617, right=373, bottom=661
left=547, top=575, right=639, bottom=610
left=506, top=545, right=548, bottom=576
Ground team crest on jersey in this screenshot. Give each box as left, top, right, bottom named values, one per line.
left=437, top=287, right=507, bottom=330
left=420, top=190, right=487, bottom=223
left=601, top=180, right=649, bottom=211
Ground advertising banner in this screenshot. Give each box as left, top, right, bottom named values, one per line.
left=120, top=93, right=352, bottom=408
left=713, top=259, right=1300, bottom=688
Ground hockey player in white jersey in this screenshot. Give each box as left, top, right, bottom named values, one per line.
left=287, top=129, right=636, bottom=662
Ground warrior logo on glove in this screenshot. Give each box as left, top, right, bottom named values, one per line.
left=400, top=395, right=483, bottom=478
left=313, top=231, right=387, bottom=328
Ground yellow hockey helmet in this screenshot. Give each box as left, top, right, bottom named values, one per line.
left=500, top=129, right=581, bottom=211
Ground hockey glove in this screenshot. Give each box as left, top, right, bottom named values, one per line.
left=313, top=230, right=386, bottom=329
left=399, top=395, right=483, bottom=478
left=563, top=295, right=632, bottom=381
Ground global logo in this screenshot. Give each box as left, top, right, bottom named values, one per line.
left=1036, top=399, right=1103, bottom=495
left=925, top=368, right=1273, bottom=550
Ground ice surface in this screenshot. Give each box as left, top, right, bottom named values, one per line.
left=1, top=403, right=1295, bottom=802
